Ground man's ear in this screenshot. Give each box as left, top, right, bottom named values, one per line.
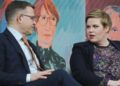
left=16, top=14, right=23, bottom=23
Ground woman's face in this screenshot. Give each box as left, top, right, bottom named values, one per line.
left=35, top=6, right=57, bottom=44
left=86, top=18, right=109, bottom=44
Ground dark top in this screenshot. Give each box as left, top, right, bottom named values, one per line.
left=93, top=44, right=120, bottom=85
left=36, top=44, right=66, bottom=70
left=70, top=40, right=120, bottom=86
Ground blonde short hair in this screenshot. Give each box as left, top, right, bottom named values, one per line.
left=86, top=9, right=112, bottom=31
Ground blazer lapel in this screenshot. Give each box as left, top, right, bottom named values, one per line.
left=86, top=41, right=94, bottom=71
left=4, top=29, right=30, bottom=72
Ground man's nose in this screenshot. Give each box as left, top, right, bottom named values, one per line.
left=33, top=20, right=36, bottom=25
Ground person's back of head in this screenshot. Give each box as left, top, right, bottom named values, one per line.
left=5, top=0, right=33, bottom=25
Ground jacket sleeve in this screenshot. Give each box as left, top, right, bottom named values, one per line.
left=0, top=39, right=26, bottom=86
left=70, top=44, right=103, bottom=86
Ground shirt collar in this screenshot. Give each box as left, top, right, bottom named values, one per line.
left=7, top=26, right=23, bottom=41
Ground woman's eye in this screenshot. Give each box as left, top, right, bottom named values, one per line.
left=93, top=25, right=98, bottom=28
left=52, top=17, right=56, bottom=20
left=86, top=25, right=90, bottom=29
left=42, top=17, right=46, bottom=19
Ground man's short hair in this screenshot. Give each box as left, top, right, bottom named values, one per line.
left=5, top=1, right=33, bottom=23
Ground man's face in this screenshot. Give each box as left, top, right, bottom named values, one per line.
left=20, top=6, right=36, bottom=36
left=35, top=6, right=57, bottom=44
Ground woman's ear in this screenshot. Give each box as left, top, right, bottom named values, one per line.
left=105, top=26, right=110, bottom=33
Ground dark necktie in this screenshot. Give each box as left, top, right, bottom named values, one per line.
left=22, top=36, right=43, bottom=71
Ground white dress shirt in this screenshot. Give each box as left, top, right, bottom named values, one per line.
left=7, top=26, right=39, bottom=82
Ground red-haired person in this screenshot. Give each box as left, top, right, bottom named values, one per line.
left=34, top=0, right=66, bottom=70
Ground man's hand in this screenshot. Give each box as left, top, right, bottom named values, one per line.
left=30, top=69, right=54, bottom=81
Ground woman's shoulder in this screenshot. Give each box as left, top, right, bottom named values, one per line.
left=109, top=40, right=120, bottom=45
left=109, top=40, right=120, bottom=50
left=73, top=41, right=92, bottom=47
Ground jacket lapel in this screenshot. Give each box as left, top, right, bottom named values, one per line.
left=4, top=29, right=30, bottom=72
left=86, top=41, right=94, bottom=71
left=109, top=40, right=120, bottom=51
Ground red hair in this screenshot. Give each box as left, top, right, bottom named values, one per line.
left=34, top=0, right=59, bottom=23
left=0, top=0, right=12, bottom=20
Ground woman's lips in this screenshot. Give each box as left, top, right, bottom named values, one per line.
left=44, top=34, right=51, bottom=37
left=89, top=34, right=95, bottom=39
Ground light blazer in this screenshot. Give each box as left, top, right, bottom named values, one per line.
left=70, top=40, right=120, bottom=86
left=0, top=29, right=44, bottom=86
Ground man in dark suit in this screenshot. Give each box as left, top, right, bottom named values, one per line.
left=0, top=1, right=81, bottom=86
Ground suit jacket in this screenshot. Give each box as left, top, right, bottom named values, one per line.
left=0, top=29, right=44, bottom=86
left=70, top=40, right=120, bottom=86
